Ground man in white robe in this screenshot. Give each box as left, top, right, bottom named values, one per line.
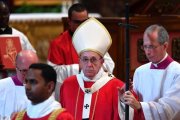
left=120, top=24, right=180, bottom=120
left=0, top=50, right=38, bottom=119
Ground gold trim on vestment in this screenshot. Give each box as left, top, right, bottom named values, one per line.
left=75, top=87, right=80, bottom=120
left=48, top=108, right=65, bottom=120
left=14, top=108, right=65, bottom=120
left=91, top=90, right=99, bottom=120
left=15, top=110, right=26, bottom=120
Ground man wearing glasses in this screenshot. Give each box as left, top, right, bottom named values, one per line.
left=0, top=50, right=38, bottom=119
left=120, top=25, right=180, bottom=120
left=60, top=18, right=124, bottom=120
left=47, top=3, right=114, bottom=101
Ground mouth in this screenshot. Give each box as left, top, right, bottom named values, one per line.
left=146, top=55, right=153, bottom=60
left=85, top=70, right=94, bottom=73
left=85, top=68, right=94, bottom=71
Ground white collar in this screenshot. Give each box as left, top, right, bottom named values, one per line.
left=27, top=94, right=61, bottom=118
left=77, top=68, right=114, bottom=118
left=0, top=28, right=6, bottom=31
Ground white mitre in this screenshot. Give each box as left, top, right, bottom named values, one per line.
left=72, top=17, right=112, bottom=57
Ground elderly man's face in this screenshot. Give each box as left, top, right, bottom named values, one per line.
left=16, top=51, right=38, bottom=83
left=80, top=51, right=104, bottom=79
left=16, top=61, right=29, bottom=83
left=143, top=31, right=168, bottom=63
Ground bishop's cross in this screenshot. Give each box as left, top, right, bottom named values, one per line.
left=85, top=88, right=91, bottom=93
left=84, top=104, right=89, bottom=109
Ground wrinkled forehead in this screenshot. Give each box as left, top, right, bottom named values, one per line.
left=80, top=51, right=102, bottom=58
left=16, top=57, right=38, bottom=69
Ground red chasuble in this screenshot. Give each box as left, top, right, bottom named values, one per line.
left=48, top=31, right=79, bottom=65
left=60, top=75, right=124, bottom=120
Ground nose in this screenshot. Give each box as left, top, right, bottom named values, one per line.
left=87, top=60, right=93, bottom=66
left=144, top=49, right=151, bottom=56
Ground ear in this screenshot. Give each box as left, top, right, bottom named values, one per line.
left=47, top=81, right=55, bottom=94
left=163, top=42, right=168, bottom=50
left=67, top=18, right=71, bottom=26
left=101, top=58, right=104, bottom=64
left=79, top=56, right=83, bottom=70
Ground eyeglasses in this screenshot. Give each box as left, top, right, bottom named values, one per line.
left=16, top=67, right=28, bottom=73
left=80, top=57, right=102, bottom=64
left=141, top=45, right=161, bottom=50
left=71, top=19, right=87, bottom=24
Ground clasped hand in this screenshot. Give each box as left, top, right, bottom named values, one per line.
left=118, top=83, right=141, bottom=110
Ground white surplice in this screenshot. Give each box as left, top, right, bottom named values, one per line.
left=27, top=95, right=61, bottom=118
left=133, top=55, right=180, bottom=120
left=0, top=77, right=29, bottom=119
